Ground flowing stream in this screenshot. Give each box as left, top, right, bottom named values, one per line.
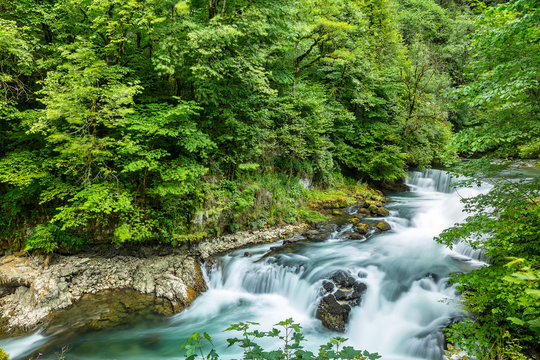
left=2, top=169, right=489, bottom=360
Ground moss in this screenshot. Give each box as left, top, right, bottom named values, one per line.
left=355, top=223, right=369, bottom=234
left=185, top=286, right=199, bottom=304
left=0, top=348, right=10, bottom=360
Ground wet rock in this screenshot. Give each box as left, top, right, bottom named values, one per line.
left=353, top=282, right=368, bottom=295
left=303, top=229, right=326, bottom=241
left=331, top=271, right=356, bottom=288
left=196, top=223, right=308, bottom=259
left=44, top=289, right=175, bottom=336
left=380, top=181, right=410, bottom=193
left=357, top=270, right=368, bottom=278
left=376, top=221, right=391, bottom=231
left=355, top=199, right=366, bottom=208
left=334, top=289, right=353, bottom=301
left=376, top=207, right=390, bottom=217
left=357, top=208, right=371, bottom=217
left=322, top=281, right=335, bottom=292
left=0, top=224, right=309, bottom=336
left=354, top=223, right=369, bottom=235
left=282, top=236, right=303, bottom=245
left=344, top=232, right=364, bottom=240
left=424, top=273, right=440, bottom=282
left=319, top=223, right=337, bottom=233
left=364, top=199, right=383, bottom=208
left=316, top=294, right=351, bottom=332
left=316, top=270, right=368, bottom=332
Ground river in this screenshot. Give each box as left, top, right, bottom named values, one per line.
left=1, top=169, right=488, bottom=360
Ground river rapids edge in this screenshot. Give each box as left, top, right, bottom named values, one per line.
left=0, top=222, right=316, bottom=338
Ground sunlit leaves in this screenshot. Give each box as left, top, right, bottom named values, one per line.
left=451, top=0, right=540, bottom=158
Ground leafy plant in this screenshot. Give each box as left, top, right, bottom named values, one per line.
left=180, top=318, right=381, bottom=360
left=436, top=160, right=540, bottom=359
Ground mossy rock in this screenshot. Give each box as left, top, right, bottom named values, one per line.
left=349, top=217, right=360, bottom=224
left=365, top=199, right=383, bottom=207
left=355, top=223, right=369, bottom=234
left=357, top=208, right=371, bottom=217
left=376, top=221, right=391, bottom=231
left=376, top=207, right=390, bottom=217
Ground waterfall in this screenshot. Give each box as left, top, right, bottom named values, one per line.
left=1, top=169, right=489, bottom=360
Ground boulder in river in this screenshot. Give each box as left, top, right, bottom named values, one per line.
left=316, top=294, right=351, bottom=332
left=376, top=220, right=391, bottom=231
left=376, top=207, right=390, bottom=217
left=344, top=232, right=364, bottom=240
left=354, top=223, right=369, bottom=234
left=357, top=208, right=371, bottom=217
left=316, top=270, right=368, bottom=332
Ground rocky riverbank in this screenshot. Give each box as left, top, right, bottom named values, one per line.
left=0, top=224, right=307, bottom=337
left=0, top=184, right=396, bottom=340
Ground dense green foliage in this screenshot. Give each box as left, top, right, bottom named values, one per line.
left=436, top=2, right=540, bottom=359
left=438, top=161, right=540, bottom=359
left=0, top=0, right=468, bottom=251
left=181, top=318, right=381, bottom=360
left=0, top=0, right=538, bottom=357
left=449, top=0, right=540, bottom=158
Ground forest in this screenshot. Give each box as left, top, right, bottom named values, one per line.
left=0, top=0, right=538, bottom=359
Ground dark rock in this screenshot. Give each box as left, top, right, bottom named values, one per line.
left=322, top=281, right=335, bottom=292
left=353, top=282, right=367, bottom=294
left=304, top=229, right=325, bottom=241
left=319, top=223, right=337, bottom=233
left=380, top=180, right=410, bottom=193
left=344, top=232, right=364, bottom=240
left=316, top=294, right=351, bottom=332
left=357, top=270, right=368, bottom=278
left=334, top=290, right=350, bottom=301
left=331, top=271, right=356, bottom=288
left=243, top=252, right=251, bottom=257
left=376, top=221, right=391, bottom=231
left=317, top=271, right=368, bottom=331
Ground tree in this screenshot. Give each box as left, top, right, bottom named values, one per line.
left=450, top=0, right=540, bottom=159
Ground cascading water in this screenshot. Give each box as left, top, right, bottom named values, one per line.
left=1, top=170, right=490, bottom=360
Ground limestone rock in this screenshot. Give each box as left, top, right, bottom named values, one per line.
left=0, top=223, right=307, bottom=336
